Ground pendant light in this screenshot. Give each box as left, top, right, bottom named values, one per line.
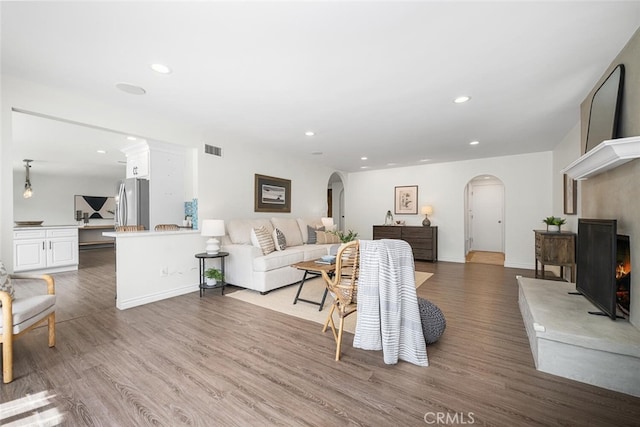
left=23, top=159, right=33, bottom=198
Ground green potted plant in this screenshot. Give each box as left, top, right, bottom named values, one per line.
left=542, top=216, right=566, bottom=232
left=331, top=229, right=359, bottom=243
left=204, top=267, right=223, bottom=286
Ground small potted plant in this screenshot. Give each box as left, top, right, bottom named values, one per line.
left=542, top=216, right=566, bottom=232
left=204, top=267, right=223, bottom=287
left=331, top=229, right=359, bottom=243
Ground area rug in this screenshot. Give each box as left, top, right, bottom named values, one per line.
left=225, top=271, right=433, bottom=334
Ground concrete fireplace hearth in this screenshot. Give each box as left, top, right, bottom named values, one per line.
left=518, top=276, right=640, bottom=397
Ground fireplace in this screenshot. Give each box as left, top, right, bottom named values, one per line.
left=617, top=235, right=631, bottom=317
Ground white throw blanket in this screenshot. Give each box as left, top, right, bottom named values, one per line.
left=353, top=239, right=428, bottom=366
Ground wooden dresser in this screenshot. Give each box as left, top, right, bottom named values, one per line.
left=534, top=230, right=576, bottom=282
left=372, top=225, right=438, bottom=262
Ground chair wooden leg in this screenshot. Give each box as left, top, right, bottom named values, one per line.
left=323, top=304, right=337, bottom=338
left=3, top=336, right=13, bottom=383
left=48, top=312, right=56, bottom=347
left=335, top=316, right=345, bottom=361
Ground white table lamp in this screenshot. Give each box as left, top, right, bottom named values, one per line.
left=421, top=206, right=433, bottom=226
left=201, top=219, right=225, bottom=254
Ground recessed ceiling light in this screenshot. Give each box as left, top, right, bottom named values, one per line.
left=454, top=96, right=471, bottom=104
left=311, top=151, right=323, bottom=155
left=484, top=176, right=491, bottom=179
left=127, top=136, right=137, bottom=141
left=150, top=63, right=172, bottom=74
left=419, top=158, right=431, bottom=162
left=115, top=82, right=146, bottom=95
left=387, top=162, right=397, bottom=166
left=305, top=131, right=315, bottom=136
left=360, top=166, right=369, bottom=169
left=469, top=140, right=480, bottom=145
left=361, top=156, right=368, bottom=160
left=97, top=149, right=107, bottom=154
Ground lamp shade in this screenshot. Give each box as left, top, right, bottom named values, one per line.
left=201, top=219, right=225, bottom=237
left=421, top=205, right=433, bottom=215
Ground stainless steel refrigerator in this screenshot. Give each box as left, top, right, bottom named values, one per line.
left=115, top=178, right=150, bottom=230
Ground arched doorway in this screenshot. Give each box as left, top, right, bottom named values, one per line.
left=464, top=175, right=505, bottom=266
left=327, top=172, right=345, bottom=231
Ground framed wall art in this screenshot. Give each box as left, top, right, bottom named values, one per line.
left=74, top=195, right=116, bottom=220
left=394, top=185, right=418, bottom=215
left=563, top=174, right=577, bottom=215
left=254, top=174, right=291, bottom=213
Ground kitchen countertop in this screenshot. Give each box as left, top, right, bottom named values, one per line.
left=14, top=224, right=79, bottom=230
left=103, top=229, right=201, bottom=238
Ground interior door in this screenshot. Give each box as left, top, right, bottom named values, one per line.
left=470, top=183, right=504, bottom=252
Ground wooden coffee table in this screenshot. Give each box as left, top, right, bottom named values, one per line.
left=291, top=259, right=336, bottom=311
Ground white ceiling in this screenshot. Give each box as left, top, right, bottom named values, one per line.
left=3, top=1, right=640, bottom=174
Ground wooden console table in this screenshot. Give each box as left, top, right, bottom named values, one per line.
left=373, top=225, right=438, bottom=262
left=534, top=230, right=576, bottom=282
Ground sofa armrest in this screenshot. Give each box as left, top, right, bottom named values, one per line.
left=223, top=244, right=263, bottom=288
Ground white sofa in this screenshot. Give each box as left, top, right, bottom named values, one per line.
left=222, top=217, right=338, bottom=293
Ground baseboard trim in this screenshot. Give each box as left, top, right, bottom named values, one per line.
left=117, top=284, right=199, bottom=310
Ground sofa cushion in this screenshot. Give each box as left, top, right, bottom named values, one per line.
left=316, top=230, right=340, bottom=244
left=251, top=226, right=275, bottom=255
left=273, top=228, right=287, bottom=251
left=271, top=218, right=303, bottom=247
left=228, top=219, right=273, bottom=244
left=297, top=218, right=323, bottom=243
left=253, top=247, right=306, bottom=272
left=306, top=225, right=325, bottom=244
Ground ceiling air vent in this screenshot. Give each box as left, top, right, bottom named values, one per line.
left=204, top=144, right=222, bottom=157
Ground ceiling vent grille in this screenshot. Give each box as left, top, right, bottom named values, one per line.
left=204, top=144, right=222, bottom=157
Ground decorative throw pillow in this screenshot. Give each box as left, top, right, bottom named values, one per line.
left=272, top=228, right=287, bottom=251
left=316, top=230, right=340, bottom=244
left=0, top=260, right=15, bottom=306
left=251, top=226, right=275, bottom=255
left=417, top=297, right=446, bottom=344
left=306, top=225, right=325, bottom=244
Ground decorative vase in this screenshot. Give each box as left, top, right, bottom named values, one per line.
left=206, top=278, right=217, bottom=287
left=384, top=210, right=394, bottom=225
left=548, top=225, right=560, bottom=232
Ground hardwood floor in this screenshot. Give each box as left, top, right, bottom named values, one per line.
left=2, top=249, right=639, bottom=426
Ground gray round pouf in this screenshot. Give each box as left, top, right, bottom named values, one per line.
left=417, top=297, right=446, bottom=344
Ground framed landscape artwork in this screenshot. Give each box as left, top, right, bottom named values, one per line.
left=395, top=185, right=418, bottom=215
left=254, top=174, right=291, bottom=213
left=564, top=174, right=577, bottom=215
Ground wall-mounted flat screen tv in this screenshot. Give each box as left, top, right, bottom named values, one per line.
left=584, top=64, right=625, bottom=154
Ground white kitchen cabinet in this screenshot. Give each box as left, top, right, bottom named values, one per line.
left=125, top=149, right=150, bottom=179
left=13, top=227, right=79, bottom=273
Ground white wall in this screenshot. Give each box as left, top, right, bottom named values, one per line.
left=196, top=139, right=335, bottom=224
left=346, top=151, right=553, bottom=268
left=552, top=122, right=582, bottom=232
left=13, top=171, right=120, bottom=226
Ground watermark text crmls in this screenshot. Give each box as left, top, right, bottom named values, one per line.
left=423, top=412, right=475, bottom=425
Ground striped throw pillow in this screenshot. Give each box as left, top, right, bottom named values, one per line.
left=251, top=226, right=275, bottom=255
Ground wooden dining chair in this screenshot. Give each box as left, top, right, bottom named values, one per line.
left=320, top=240, right=360, bottom=361
left=0, top=262, right=56, bottom=383
left=115, top=225, right=145, bottom=232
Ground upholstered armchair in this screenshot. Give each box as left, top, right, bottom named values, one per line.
left=0, top=263, right=56, bottom=383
